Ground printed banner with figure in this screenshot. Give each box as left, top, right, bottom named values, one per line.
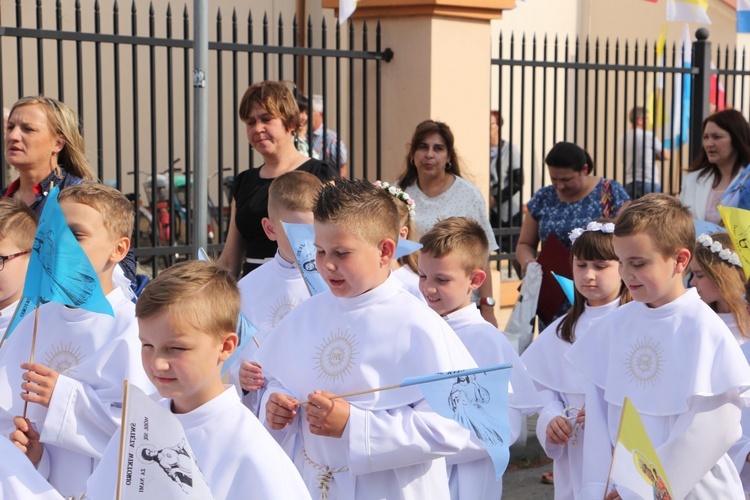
left=414, top=364, right=512, bottom=480
left=281, top=222, right=330, bottom=296
left=719, top=205, right=750, bottom=279
left=3, top=186, right=114, bottom=340
left=117, top=381, right=214, bottom=499
left=610, top=397, right=673, bottom=499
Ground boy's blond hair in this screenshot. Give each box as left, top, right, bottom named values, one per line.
left=0, top=198, right=38, bottom=250
left=419, top=217, right=489, bottom=275
left=268, top=170, right=322, bottom=216
left=57, top=182, right=134, bottom=240
left=614, top=193, right=694, bottom=258
left=314, top=178, right=399, bottom=245
left=136, top=260, right=240, bottom=340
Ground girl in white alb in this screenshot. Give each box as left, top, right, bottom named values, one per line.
left=376, top=181, right=425, bottom=303
left=690, top=231, right=750, bottom=344
left=521, top=220, right=629, bottom=499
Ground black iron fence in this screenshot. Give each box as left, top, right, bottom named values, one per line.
left=491, top=28, right=750, bottom=270
left=0, top=0, right=392, bottom=274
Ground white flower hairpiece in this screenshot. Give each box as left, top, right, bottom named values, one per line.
left=696, top=233, right=742, bottom=267
left=569, top=221, right=615, bottom=244
left=374, top=180, right=416, bottom=216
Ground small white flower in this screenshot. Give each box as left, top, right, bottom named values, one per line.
left=569, top=228, right=585, bottom=243
left=711, top=241, right=723, bottom=253
left=697, top=234, right=713, bottom=247
left=602, top=222, right=615, bottom=233
left=388, top=186, right=397, bottom=195
left=731, top=254, right=742, bottom=266
left=719, top=249, right=732, bottom=260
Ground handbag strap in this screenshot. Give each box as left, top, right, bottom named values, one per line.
left=601, top=179, right=615, bottom=219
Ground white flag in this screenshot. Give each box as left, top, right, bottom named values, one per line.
left=666, top=0, right=711, bottom=24
left=117, top=382, right=214, bottom=499
left=339, top=0, right=357, bottom=24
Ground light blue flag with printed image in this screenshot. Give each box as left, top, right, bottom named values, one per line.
left=281, top=222, right=330, bottom=296
left=552, top=272, right=575, bottom=305
left=3, top=186, right=114, bottom=340
left=414, top=363, right=512, bottom=480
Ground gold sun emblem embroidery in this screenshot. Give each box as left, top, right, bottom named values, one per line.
left=267, top=297, right=298, bottom=328
left=314, top=329, right=359, bottom=384
left=43, top=341, right=84, bottom=375
left=624, top=337, right=664, bottom=387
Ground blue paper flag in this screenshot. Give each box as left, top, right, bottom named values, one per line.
left=694, top=219, right=725, bottom=237
left=552, top=272, right=575, bottom=305
left=415, top=363, right=512, bottom=480
left=221, top=311, right=260, bottom=377
left=281, top=222, right=329, bottom=296
left=3, top=186, right=114, bottom=340
left=394, top=238, right=422, bottom=260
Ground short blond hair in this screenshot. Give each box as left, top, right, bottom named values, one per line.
left=238, top=81, right=299, bottom=132
left=10, top=96, right=95, bottom=181
left=136, top=260, right=240, bottom=340
left=57, top=182, right=134, bottom=240
left=0, top=197, right=38, bottom=250
left=614, top=193, right=694, bottom=258
left=419, top=217, right=489, bottom=275
left=268, top=170, right=322, bottom=216
left=314, top=178, right=399, bottom=245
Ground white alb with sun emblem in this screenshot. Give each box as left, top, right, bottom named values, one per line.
left=0, top=286, right=152, bottom=498
left=566, top=287, right=750, bottom=499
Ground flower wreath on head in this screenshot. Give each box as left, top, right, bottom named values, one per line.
left=374, top=180, right=416, bottom=216
left=696, top=233, right=742, bottom=267
left=569, top=221, right=615, bottom=244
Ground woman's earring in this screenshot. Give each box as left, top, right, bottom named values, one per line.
left=446, top=161, right=452, bottom=170
left=410, top=158, right=415, bottom=167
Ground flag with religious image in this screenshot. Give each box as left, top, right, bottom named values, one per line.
left=3, top=186, right=113, bottom=341
left=117, top=381, right=214, bottom=499
left=281, top=222, right=330, bottom=296
left=415, top=363, right=512, bottom=480
left=718, top=205, right=750, bottom=279
left=609, top=397, right=673, bottom=499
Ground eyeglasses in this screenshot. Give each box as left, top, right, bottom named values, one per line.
left=0, top=250, right=31, bottom=271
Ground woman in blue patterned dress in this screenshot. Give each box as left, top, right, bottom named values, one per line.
left=515, top=142, right=630, bottom=276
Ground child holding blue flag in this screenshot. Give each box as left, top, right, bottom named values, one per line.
left=417, top=216, right=541, bottom=499
left=521, top=218, right=629, bottom=499
left=1, top=183, right=152, bottom=498
left=256, top=178, right=477, bottom=499
left=0, top=198, right=37, bottom=333
left=567, top=194, right=750, bottom=498
left=230, top=170, right=323, bottom=415
left=85, top=260, right=309, bottom=499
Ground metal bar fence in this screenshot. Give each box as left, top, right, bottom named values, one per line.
left=0, top=0, right=392, bottom=276
left=488, top=29, right=750, bottom=276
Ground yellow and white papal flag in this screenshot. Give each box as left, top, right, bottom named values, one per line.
left=609, top=398, right=673, bottom=499
left=666, top=0, right=711, bottom=24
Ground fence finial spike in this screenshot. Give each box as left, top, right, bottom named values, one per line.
left=166, top=3, right=171, bottom=16
left=217, top=7, right=222, bottom=21
left=149, top=1, right=153, bottom=15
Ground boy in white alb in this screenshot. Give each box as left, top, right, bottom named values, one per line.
left=257, top=179, right=478, bottom=500
left=230, top=170, right=322, bottom=415
left=1, top=184, right=153, bottom=498
left=566, top=194, right=750, bottom=499
left=0, top=198, right=36, bottom=333
left=418, top=217, right=541, bottom=499
left=85, top=260, right=309, bottom=499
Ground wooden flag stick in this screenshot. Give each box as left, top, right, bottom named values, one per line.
left=253, top=337, right=260, bottom=348
left=296, top=384, right=402, bottom=406
left=115, top=380, right=129, bottom=500
left=21, top=306, right=41, bottom=420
